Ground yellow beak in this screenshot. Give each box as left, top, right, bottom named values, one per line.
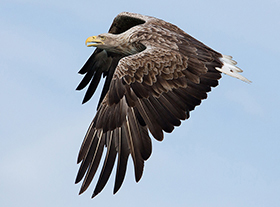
left=85, top=36, right=103, bottom=47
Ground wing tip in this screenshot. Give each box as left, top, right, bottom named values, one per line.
left=82, top=97, right=90, bottom=104
left=91, top=193, right=97, bottom=199
left=78, top=186, right=87, bottom=195
left=75, top=177, right=80, bottom=184
left=113, top=187, right=120, bottom=195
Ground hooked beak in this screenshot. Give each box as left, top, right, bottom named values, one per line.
left=85, top=36, right=104, bottom=47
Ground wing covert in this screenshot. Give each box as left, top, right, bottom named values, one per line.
left=76, top=41, right=223, bottom=197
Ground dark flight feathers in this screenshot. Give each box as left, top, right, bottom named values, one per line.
left=76, top=12, right=223, bottom=197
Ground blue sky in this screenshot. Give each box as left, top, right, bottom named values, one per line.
left=1, top=0, right=280, bottom=206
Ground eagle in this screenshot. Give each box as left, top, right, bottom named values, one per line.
left=75, top=12, right=250, bottom=198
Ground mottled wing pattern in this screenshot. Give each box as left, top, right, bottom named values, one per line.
left=76, top=33, right=223, bottom=197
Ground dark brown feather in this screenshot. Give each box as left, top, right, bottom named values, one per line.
left=114, top=126, right=130, bottom=194
left=77, top=122, right=95, bottom=163
left=75, top=131, right=98, bottom=183
left=92, top=131, right=118, bottom=198
left=76, top=12, right=225, bottom=198
left=82, top=69, right=103, bottom=104
left=98, top=56, right=122, bottom=108
left=78, top=48, right=103, bottom=75
left=125, top=108, right=145, bottom=181
left=79, top=130, right=105, bottom=195
left=148, top=95, right=181, bottom=127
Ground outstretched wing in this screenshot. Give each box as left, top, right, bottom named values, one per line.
left=76, top=49, right=116, bottom=105
left=75, top=35, right=223, bottom=197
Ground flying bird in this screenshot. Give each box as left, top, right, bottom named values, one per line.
left=75, top=12, right=250, bottom=198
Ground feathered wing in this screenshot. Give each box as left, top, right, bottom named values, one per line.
left=76, top=49, right=113, bottom=105
left=76, top=13, right=147, bottom=106
left=75, top=33, right=223, bottom=197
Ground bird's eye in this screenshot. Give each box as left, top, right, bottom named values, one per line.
left=100, top=36, right=106, bottom=40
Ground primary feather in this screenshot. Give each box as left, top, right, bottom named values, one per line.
left=75, top=12, right=250, bottom=198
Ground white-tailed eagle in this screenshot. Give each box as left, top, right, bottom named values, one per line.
left=75, top=12, right=250, bottom=198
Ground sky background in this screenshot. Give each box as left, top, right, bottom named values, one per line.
left=1, top=0, right=280, bottom=206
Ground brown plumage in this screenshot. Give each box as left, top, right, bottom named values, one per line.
left=75, top=12, right=250, bottom=198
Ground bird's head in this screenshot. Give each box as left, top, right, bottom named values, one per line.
left=85, top=33, right=140, bottom=55
left=85, top=33, right=120, bottom=51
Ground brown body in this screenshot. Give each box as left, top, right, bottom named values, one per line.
left=75, top=12, right=248, bottom=198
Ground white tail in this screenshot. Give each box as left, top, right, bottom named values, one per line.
left=215, top=55, right=251, bottom=83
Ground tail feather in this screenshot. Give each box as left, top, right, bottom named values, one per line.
left=215, top=55, right=251, bottom=83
